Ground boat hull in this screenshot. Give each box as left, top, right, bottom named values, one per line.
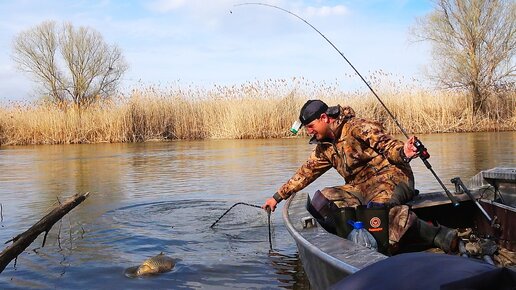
left=282, top=191, right=386, bottom=289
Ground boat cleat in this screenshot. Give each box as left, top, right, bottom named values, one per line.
left=301, top=216, right=317, bottom=229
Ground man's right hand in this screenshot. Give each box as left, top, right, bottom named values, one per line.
left=403, top=136, right=419, bottom=160
left=262, top=197, right=278, bottom=212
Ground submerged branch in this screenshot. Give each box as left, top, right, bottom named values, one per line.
left=0, top=192, right=90, bottom=273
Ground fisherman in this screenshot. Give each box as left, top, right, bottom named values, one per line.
left=262, top=100, right=458, bottom=253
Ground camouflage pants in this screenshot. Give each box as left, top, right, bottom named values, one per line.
left=320, top=168, right=416, bottom=244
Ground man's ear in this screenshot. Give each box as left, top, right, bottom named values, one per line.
left=320, top=113, right=329, bottom=123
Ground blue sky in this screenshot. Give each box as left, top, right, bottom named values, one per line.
left=0, top=0, right=434, bottom=101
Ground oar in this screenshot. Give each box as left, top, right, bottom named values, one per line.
left=450, top=177, right=495, bottom=226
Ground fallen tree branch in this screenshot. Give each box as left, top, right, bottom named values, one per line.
left=0, top=192, right=90, bottom=273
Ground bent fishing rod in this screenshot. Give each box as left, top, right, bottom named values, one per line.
left=234, top=2, right=460, bottom=207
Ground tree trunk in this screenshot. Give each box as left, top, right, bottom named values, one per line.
left=471, top=83, right=485, bottom=115
left=0, top=192, right=90, bottom=273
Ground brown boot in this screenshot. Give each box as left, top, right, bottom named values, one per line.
left=414, top=219, right=459, bottom=253
left=433, top=226, right=459, bottom=253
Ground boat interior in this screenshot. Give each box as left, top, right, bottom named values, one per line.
left=393, top=168, right=515, bottom=265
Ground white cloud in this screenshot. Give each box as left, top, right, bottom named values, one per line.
left=146, top=0, right=242, bottom=14
left=303, top=5, right=348, bottom=17
left=146, top=0, right=187, bottom=13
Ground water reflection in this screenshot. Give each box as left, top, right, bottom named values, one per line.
left=268, top=251, right=310, bottom=290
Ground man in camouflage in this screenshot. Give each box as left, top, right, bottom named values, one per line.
left=263, top=100, right=458, bottom=253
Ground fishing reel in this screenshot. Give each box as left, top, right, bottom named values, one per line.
left=414, top=139, right=430, bottom=160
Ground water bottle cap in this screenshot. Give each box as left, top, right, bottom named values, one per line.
left=354, top=221, right=364, bottom=229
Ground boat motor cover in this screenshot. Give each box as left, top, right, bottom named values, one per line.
left=330, top=252, right=516, bottom=290
left=306, top=190, right=339, bottom=234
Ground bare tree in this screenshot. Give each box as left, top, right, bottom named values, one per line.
left=411, top=0, right=515, bottom=115
left=12, top=21, right=128, bottom=109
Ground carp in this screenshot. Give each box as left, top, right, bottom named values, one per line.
left=125, top=252, right=175, bottom=278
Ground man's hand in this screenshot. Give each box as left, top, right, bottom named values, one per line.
left=404, top=136, right=419, bottom=160
left=262, top=197, right=278, bottom=212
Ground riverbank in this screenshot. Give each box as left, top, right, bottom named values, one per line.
left=1, top=79, right=515, bottom=145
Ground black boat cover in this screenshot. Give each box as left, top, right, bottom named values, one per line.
left=330, top=252, right=516, bottom=290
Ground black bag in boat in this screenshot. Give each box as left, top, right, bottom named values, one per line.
left=356, top=204, right=390, bottom=254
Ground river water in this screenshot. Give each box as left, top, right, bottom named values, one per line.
left=0, top=131, right=514, bottom=289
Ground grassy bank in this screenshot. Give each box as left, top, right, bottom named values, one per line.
left=1, top=78, right=515, bottom=145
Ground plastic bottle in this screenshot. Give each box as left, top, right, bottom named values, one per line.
left=347, top=221, right=378, bottom=250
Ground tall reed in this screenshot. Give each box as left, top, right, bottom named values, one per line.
left=0, top=77, right=514, bottom=145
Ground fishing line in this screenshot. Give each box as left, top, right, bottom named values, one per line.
left=210, top=202, right=273, bottom=250
left=233, top=2, right=460, bottom=206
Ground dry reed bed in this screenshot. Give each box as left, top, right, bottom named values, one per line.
left=0, top=78, right=515, bottom=145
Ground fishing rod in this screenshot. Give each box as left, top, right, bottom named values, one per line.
left=234, top=2, right=459, bottom=207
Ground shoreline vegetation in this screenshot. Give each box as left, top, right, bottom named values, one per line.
left=1, top=78, right=515, bottom=146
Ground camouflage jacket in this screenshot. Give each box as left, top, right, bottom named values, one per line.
left=276, top=105, right=413, bottom=200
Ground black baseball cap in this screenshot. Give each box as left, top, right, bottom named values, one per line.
left=299, top=100, right=328, bottom=125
